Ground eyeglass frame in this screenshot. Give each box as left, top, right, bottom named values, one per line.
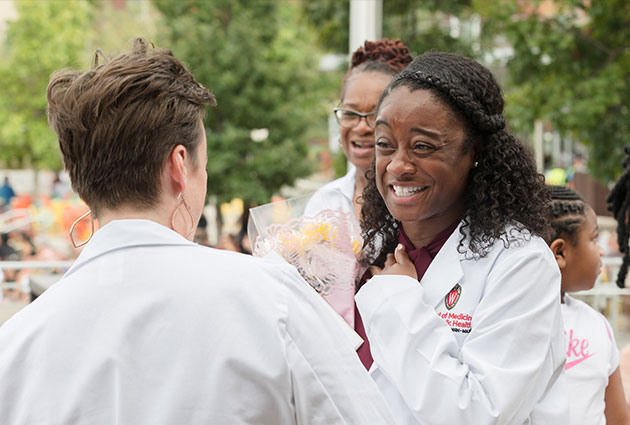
left=333, top=107, right=377, bottom=129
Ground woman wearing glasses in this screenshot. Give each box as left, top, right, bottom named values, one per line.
left=307, top=39, right=412, bottom=220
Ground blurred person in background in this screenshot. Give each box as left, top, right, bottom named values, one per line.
left=193, top=213, right=210, bottom=246
left=0, top=233, right=19, bottom=301
left=51, top=171, right=73, bottom=200
left=607, top=146, right=630, bottom=406
left=607, top=146, right=630, bottom=290
left=0, top=177, right=16, bottom=211
left=0, top=38, right=395, bottom=425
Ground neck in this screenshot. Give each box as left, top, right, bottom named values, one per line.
left=354, top=167, right=368, bottom=192
left=353, top=168, right=368, bottom=218
left=401, top=210, right=463, bottom=249
left=97, top=205, right=172, bottom=231
left=402, top=225, right=441, bottom=249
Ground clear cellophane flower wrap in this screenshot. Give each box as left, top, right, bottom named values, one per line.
left=248, top=194, right=363, bottom=329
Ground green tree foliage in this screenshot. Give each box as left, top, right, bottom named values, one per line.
left=89, top=0, right=161, bottom=55
left=477, top=0, right=630, bottom=183
left=300, top=0, right=477, bottom=57
left=155, top=0, right=333, bottom=204
left=0, top=1, right=91, bottom=169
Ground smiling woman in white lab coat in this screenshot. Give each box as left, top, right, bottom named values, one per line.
left=0, top=39, right=395, bottom=425
left=355, top=52, right=568, bottom=424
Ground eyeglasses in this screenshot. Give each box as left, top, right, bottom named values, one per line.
left=333, top=107, right=376, bottom=129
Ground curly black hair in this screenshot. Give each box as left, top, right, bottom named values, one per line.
left=360, top=52, right=551, bottom=267
left=546, top=185, right=586, bottom=245
left=607, top=146, right=630, bottom=288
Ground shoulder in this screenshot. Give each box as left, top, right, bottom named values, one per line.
left=317, top=177, right=346, bottom=193
left=564, top=295, right=610, bottom=324
left=313, top=168, right=356, bottom=197
left=305, top=172, right=356, bottom=216
left=197, top=246, right=293, bottom=284
left=563, top=294, right=592, bottom=312
left=459, top=221, right=555, bottom=265
left=563, top=295, right=617, bottom=348
left=458, top=223, right=559, bottom=293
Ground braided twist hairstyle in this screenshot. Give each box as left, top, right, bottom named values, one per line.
left=341, top=39, right=412, bottom=101
left=546, top=185, right=586, bottom=245
left=361, top=52, right=550, bottom=266
left=607, top=146, right=630, bottom=288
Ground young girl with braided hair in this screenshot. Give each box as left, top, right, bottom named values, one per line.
left=305, top=39, right=412, bottom=362
left=547, top=185, right=630, bottom=425
left=354, top=51, right=567, bottom=424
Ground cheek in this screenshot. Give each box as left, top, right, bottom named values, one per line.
left=340, top=128, right=351, bottom=148
left=374, top=158, right=388, bottom=194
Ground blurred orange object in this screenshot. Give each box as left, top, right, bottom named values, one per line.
left=11, top=195, right=32, bottom=209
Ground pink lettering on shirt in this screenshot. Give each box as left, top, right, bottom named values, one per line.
left=565, top=329, right=593, bottom=371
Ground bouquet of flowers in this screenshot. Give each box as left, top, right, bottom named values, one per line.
left=248, top=193, right=363, bottom=328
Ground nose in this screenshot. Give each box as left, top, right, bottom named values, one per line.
left=598, top=243, right=604, bottom=257
left=353, top=115, right=373, bottom=135
left=386, top=148, right=415, bottom=177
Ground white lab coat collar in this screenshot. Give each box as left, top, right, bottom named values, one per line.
left=65, top=219, right=194, bottom=279
left=337, top=166, right=357, bottom=200
left=420, top=220, right=465, bottom=307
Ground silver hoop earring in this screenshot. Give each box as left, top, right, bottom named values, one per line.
left=474, top=161, right=479, bottom=168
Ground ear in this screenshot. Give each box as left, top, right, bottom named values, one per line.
left=549, top=238, right=568, bottom=270
left=469, top=136, right=482, bottom=169
left=166, top=145, right=189, bottom=195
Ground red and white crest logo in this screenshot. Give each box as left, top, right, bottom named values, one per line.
left=445, top=284, right=461, bottom=310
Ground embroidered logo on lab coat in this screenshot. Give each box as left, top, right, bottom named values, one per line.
left=445, top=284, right=461, bottom=310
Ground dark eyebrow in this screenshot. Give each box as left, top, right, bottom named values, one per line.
left=374, top=120, right=441, bottom=139
left=410, top=127, right=441, bottom=139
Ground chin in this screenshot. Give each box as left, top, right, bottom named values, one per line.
left=350, top=159, right=370, bottom=174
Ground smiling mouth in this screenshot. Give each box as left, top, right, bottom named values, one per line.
left=351, top=141, right=374, bottom=149
left=392, top=185, right=428, bottom=197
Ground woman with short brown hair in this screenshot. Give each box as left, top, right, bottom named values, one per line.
left=0, top=39, right=395, bottom=425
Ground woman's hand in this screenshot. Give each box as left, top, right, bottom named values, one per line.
left=369, top=244, right=418, bottom=280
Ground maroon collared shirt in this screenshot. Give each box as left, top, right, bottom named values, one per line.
left=355, top=220, right=460, bottom=370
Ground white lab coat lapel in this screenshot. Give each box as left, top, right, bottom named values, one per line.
left=420, top=221, right=465, bottom=309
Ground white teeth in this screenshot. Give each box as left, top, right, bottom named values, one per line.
left=393, top=185, right=424, bottom=197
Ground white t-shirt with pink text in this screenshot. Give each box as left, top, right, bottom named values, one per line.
left=562, top=294, right=619, bottom=425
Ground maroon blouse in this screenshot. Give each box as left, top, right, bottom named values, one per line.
left=355, top=220, right=460, bottom=370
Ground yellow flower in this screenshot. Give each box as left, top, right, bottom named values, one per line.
left=300, top=221, right=338, bottom=250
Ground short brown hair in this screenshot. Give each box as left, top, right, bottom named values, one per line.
left=47, top=38, right=216, bottom=216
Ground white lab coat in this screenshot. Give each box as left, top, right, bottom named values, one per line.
left=355, top=222, right=568, bottom=425
left=304, top=167, right=356, bottom=217
left=0, top=219, right=395, bottom=425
